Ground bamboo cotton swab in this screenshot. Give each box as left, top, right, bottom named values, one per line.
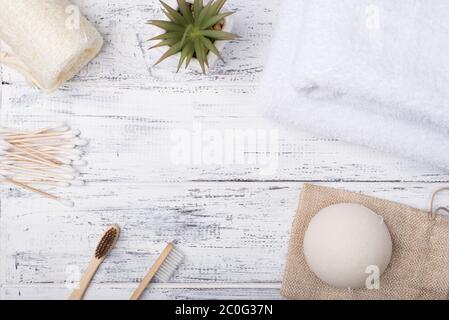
left=0, top=124, right=87, bottom=207
left=1, top=176, right=74, bottom=207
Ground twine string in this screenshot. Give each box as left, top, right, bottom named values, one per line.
left=429, top=187, right=449, bottom=220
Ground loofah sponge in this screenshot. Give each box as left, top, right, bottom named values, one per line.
left=0, top=0, right=103, bottom=91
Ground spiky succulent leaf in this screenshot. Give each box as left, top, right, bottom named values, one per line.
left=149, top=32, right=183, bottom=41
left=202, top=12, right=233, bottom=29
left=177, top=0, right=193, bottom=23
left=184, top=42, right=195, bottom=68
left=160, top=1, right=188, bottom=26
left=147, top=20, right=185, bottom=32
left=193, top=38, right=207, bottom=73
left=193, top=0, right=203, bottom=19
left=178, top=42, right=194, bottom=71
left=199, top=35, right=223, bottom=61
left=196, top=1, right=213, bottom=27
left=212, top=0, right=226, bottom=15
left=200, top=30, right=238, bottom=40
left=150, top=37, right=180, bottom=50
left=148, top=0, right=238, bottom=73
left=154, top=42, right=183, bottom=66
left=180, top=24, right=193, bottom=47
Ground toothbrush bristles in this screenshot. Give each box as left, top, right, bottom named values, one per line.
left=154, top=246, right=184, bottom=283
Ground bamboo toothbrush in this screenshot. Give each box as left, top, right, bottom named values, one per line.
left=68, top=225, right=120, bottom=300
left=130, top=243, right=184, bottom=300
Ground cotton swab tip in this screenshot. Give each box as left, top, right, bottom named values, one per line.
left=72, top=160, right=88, bottom=166
left=58, top=165, right=77, bottom=173
left=73, top=139, right=89, bottom=146
left=65, top=154, right=81, bottom=161
left=70, top=129, right=81, bottom=136
left=55, top=182, right=71, bottom=188
left=58, top=158, right=73, bottom=165
left=58, top=144, right=76, bottom=149
left=70, top=180, right=85, bottom=186
left=60, top=174, right=76, bottom=180
left=0, top=141, right=11, bottom=150
left=0, top=170, right=12, bottom=177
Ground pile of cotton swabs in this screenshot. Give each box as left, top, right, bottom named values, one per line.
left=0, top=124, right=87, bottom=207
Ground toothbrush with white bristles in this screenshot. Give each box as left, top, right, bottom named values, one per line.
left=130, top=243, right=184, bottom=300
left=0, top=124, right=87, bottom=206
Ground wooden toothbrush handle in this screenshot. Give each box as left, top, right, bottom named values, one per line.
left=130, top=243, right=173, bottom=300
left=68, top=259, right=101, bottom=300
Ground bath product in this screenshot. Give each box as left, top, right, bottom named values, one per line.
left=0, top=0, right=103, bottom=91
left=259, top=0, right=449, bottom=171
left=303, top=203, right=393, bottom=289
left=283, top=184, right=449, bottom=300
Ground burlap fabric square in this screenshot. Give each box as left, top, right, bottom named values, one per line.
left=282, top=184, right=449, bottom=300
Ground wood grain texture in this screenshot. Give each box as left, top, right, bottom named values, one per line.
left=1, top=0, right=278, bottom=86
left=1, top=284, right=283, bottom=300
left=1, top=182, right=448, bottom=300
left=2, top=84, right=448, bottom=184
left=1, top=0, right=449, bottom=300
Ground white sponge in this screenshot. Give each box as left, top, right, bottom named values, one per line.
left=0, top=0, right=103, bottom=91
left=304, top=203, right=393, bottom=290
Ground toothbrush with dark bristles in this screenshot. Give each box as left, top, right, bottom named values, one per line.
left=68, top=225, right=120, bottom=300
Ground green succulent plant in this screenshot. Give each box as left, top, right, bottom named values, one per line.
left=148, top=0, right=238, bottom=73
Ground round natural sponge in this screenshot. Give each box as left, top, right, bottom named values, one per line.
left=303, top=203, right=393, bottom=290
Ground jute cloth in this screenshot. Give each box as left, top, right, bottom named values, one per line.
left=282, top=184, right=449, bottom=300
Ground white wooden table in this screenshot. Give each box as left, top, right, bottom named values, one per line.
left=1, top=0, right=449, bottom=300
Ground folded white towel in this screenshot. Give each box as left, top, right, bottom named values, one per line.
left=0, top=0, right=103, bottom=92
left=259, top=0, right=449, bottom=171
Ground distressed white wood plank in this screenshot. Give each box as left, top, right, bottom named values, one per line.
left=2, top=84, right=449, bottom=183
left=0, top=182, right=297, bottom=285
left=1, top=0, right=278, bottom=87
left=1, top=284, right=283, bottom=300
left=2, top=181, right=448, bottom=289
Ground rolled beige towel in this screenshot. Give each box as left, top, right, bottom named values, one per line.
left=0, top=0, right=103, bottom=92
